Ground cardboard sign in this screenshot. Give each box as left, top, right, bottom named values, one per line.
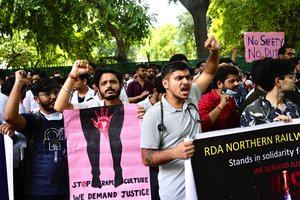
left=244, top=32, right=284, bottom=62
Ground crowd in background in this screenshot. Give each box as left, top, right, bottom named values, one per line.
left=0, top=40, right=299, bottom=200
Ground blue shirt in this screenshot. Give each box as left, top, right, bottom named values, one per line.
left=19, top=112, right=69, bottom=196
left=240, top=96, right=300, bottom=127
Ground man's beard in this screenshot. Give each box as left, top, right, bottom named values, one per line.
left=40, top=100, right=56, bottom=113
left=101, top=87, right=121, bottom=100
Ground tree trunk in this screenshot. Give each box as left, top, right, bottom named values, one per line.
left=106, top=21, right=128, bottom=63
left=179, top=0, right=210, bottom=58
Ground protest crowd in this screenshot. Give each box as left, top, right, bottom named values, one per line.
left=0, top=36, right=299, bottom=200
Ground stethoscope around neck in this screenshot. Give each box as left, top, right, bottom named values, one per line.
left=157, top=100, right=203, bottom=132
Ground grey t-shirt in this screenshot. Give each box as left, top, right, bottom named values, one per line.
left=140, top=83, right=202, bottom=200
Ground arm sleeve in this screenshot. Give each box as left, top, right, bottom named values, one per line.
left=198, top=95, right=214, bottom=132
left=140, top=106, right=161, bottom=150
left=126, top=82, right=135, bottom=98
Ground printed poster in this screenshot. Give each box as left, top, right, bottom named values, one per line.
left=64, top=104, right=151, bottom=200
left=186, top=120, right=300, bottom=200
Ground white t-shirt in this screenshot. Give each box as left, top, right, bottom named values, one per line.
left=0, top=93, right=8, bottom=124
left=70, top=87, right=95, bottom=103
left=23, top=90, right=39, bottom=113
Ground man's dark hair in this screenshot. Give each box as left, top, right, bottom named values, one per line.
left=219, top=58, right=233, bottom=64
left=146, top=64, right=155, bottom=70
left=52, top=70, right=62, bottom=75
left=278, top=44, right=295, bottom=57
left=257, top=58, right=295, bottom=92
left=212, top=65, right=240, bottom=88
left=31, top=69, right=47, bottom=79
left=0, top=69, right=6, bottom=81
left=2, top=76, right=27, bottom=99
left=135, top=63, right=147, bottom=72
left=88, top=62, right=97, bottom=70
left=154, top=76, right=166, bottom=94
left=195, top=60, right=206, bottom=68
left=148, top=63, right=161, bottom=71
left=169, top=54, right=188, bottom=62
left=94, top=68, right=123, bottom=88
left=161, top=61, right=193, bottom=79
left=78, top=73, right=90, bottom=85
left=31, top=77, right=60, bottom=96
left=250, top=59, right=266, bottom=85
left=290, top=56, right=300, bottom=65
left=1, top=76, right=15, bottom=96
left=51, top=76, right=66, bottom=87
left=243, top=72, right=251, bottom=80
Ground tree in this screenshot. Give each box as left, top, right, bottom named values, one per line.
left=0, top=34, right=38, bottom=69
left=84, top=0, right=154, bottom=63
left=177, top=12, right=197, bottom=59
left=208, top=0, right=300, bottom=56
left=170, top=0, right=210, bottom=58
left=0, top=0, right=154, bottom=67
left=138, top=24, right=180, bottom=61
left=136, top=12, right=197, bottom=61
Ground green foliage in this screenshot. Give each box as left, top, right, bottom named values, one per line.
left=0, top=0, right=153, bottom=67
left=137, top=24, right=179, bottom=61
left=209, top=0, right=300, bottom=56
left=137, top=12, right=197, bottom=61
left=177, top=12, right=197, bottom=59
left=0, top=34, right=38, bottom=69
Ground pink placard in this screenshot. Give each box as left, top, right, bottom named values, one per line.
left=244, top=32, right=285, bottom=62
left=64, top=104, right=151, bottom=200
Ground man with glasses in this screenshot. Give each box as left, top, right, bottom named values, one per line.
left=278, top=44, right=300, bottom=107
left=278, top=44, right=296, bottom=60
left=240, top=58, right=300, bottom=126
left=3, top=71, right=69, bottom=200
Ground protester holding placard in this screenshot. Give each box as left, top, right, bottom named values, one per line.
left=55, top=61, right=145, bottom=189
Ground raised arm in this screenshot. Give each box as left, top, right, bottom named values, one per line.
left=194, top=36, right=220, bottom=93
left=54, top=60, right=90, bottom=112
left=3, top=70, right=30, bottom=130
left=231, top=47, right=237, bottom=63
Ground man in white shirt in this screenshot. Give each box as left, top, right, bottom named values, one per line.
left=70, top=73, right=95, bottom=103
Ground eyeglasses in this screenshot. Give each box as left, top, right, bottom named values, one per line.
left=285, top=74, right=297, bottom=80
left=38, top=89, right=60, bottom=97
left=285, top=52, right=296, bottom=56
